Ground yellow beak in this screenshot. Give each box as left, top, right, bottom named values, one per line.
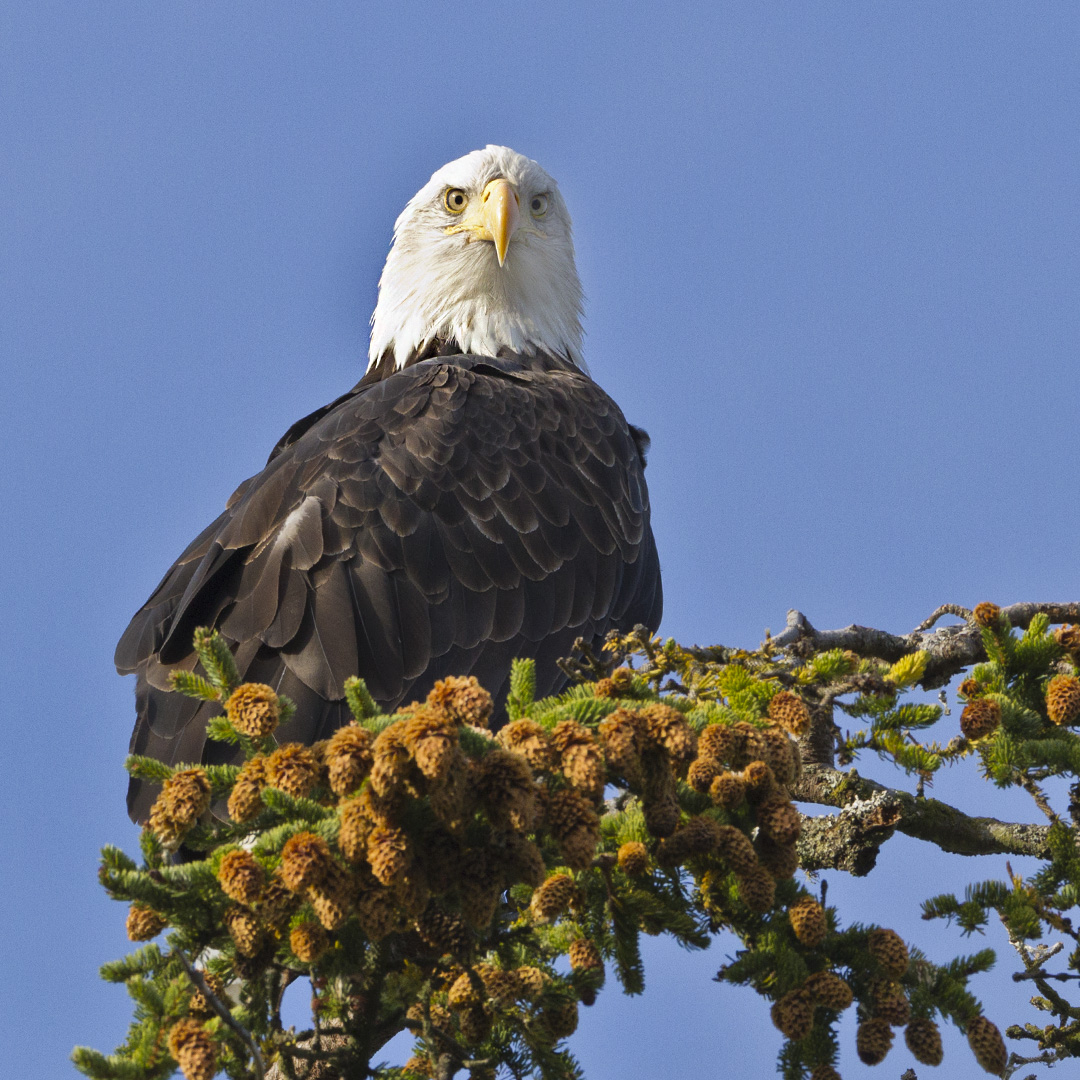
left=480, top=178, right=520, bottom=266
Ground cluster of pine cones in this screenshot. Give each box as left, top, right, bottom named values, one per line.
left=129, top=666, right=1009, bottom=1079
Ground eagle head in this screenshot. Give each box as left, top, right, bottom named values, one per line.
left=368, top=146, right=585, bottom=373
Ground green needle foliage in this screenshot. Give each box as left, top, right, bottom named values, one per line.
left=78, top=605, right=1080, bottom=1079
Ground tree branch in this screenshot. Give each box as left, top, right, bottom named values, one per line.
left=771, top=602, right=1080, bottom=689
left=792, top=765, right=1051, bottom=874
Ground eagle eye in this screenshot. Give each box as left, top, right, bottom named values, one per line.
left=530, top=193, right=549, bottom=218
left=444, top=188, right=468, bottom=214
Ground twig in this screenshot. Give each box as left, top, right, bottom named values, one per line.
left=914, top=604, right=973, bottom=632
left=1014, top=970, right=1080, bottom=982
left=1017, top=774, right=1062, bottom=826
left=176, top=950, right=265, bottom=1080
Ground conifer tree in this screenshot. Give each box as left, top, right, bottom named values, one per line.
left=74, top=601, right=1080, bottom=1079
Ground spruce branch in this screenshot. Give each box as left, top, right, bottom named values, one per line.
left=343, top=675, right=378, bottom=721
left=90, top=607, right=1080, bottom=1079
left=192, top=626, right=242, bottom=695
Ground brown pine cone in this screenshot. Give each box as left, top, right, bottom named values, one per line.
left=224, top=682, right=280, bottom=737
left=290, top=920, right=329, bottom=963
left=217, top=849, right=265, bottom=904
left=958, top=677, right=983, bottom=699
left=426, top=675, right=493, bottom=728
left=973, top=602, right=1002, bottom=628
left=447, top=970, right=483, bottom=1009
left=458, top=1003, right=493, bottom=1043
left=1047, top=674, right=1080, bottom=726
left=593, top=677, right=619, bottom=699
left=967, top=1015, right=1007, bottom=1075
left=188, top=971, right=226, bottom=1019
left=641, top=751, right=680, bottom=837
left=498, top=719, right=557, bottom=771
left=257, top=873, right=300, bottom=931
left=709, top=771, right=746, bottom=810
left=224, top=907, right=263, bottom=958
left=789, top=896, right=828, bottom=947
left=803, top=971, right=852, bottom=1011
left=698, top=723, right=739, bottom=765
left=1054, top=623, right=1080, bottom=654
left=655, top=830, right=692, bottom=869
left=742, top=760, right=776, bottom=802
left=265, top=744, right=320, bottom=798
left=355, top=887, right=400, bottom=941
left=477, top=965, right=522, bottom=1006
left=553, top=721, right=607, bottom=799
left=473, top=748, right=539, bottom=831
left=856, top=1017, right=894, bottom=1065
left=904, top=1017, right=944, bottom=1066
left=502, top=832, right=547, bottom=888
left=617, top=841, right=649, bottom=876
left=757, top=795, right=802, bottom=845
left=757, top=835, right=800, bottom=880
left=126, top=903, right=166, bottom=941
left=162, top=768, right=212, bottom=825
left=687, top=756, right=722, bottom=793
left=871, top=979, right=911, bottom=1026
left=542, top=999, right=579, bottom=1040
left=545, top=787, right=601, bottom=869
left=307, top=861, right=356, bottom=930
left=529, top=873, right=576, bottom=922
left=747, top=760, right=781, bottom=803
left=167, top=1019, right=216, bottom=1080
left=415, top=905, right=471, bottom=955
left=715, top=824, right=758, bottom=873
left=549, top=719, right=594, bottom=755
left=280, top=831, right=334, bottom=892
left=597, top=709, right=645, bottom=780
left=370, top=722, right=411, bottom=798
left=639, top=703, right=697, bottom=761
left=735, top=863, right=775, bottom=913
left=458, top=849, right=501, bottom=930
left=761, top=726, right=799, bottom=784
left=868, top=928, right=909, bottom=978
left=325, top=723, right=374, bottom=796
left=770, top=989, right=813, bottom=1040
left=642, top=788, right=681, bottom=838
left=338, top=796, right=374, bottom=862
left=403, top=709, right=459, bottom=782
left=961, top=698, right=1001, bottom=740
left=768, top=691, right=811, bottom=736
left=149, top=789, right=193, bottom=845
left=568, top=938, right=604, bottom=976
left=514, top=965, right=550, bottom=1001
left=428, top=747, right=473, bottom=832
left=227, top=755, right=267, bottom=822
left=367, top=825, right=412, bottom=885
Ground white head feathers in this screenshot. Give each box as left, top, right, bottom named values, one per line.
left=368, top=146, right=585, bottom=372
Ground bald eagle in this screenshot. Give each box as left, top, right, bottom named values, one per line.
left=117, top=146, right=662, bottom=822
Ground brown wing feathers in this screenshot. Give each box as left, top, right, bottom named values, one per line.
left=117, top=354, right=662, bottom=821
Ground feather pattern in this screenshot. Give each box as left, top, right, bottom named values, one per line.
left=118, top=353, right=661, bottom=821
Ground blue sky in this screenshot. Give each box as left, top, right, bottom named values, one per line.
left=3, top=4, right=1079, bottom=1077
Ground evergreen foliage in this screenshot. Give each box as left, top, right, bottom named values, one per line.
left=77, top=610, right=1080, bottom=1078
